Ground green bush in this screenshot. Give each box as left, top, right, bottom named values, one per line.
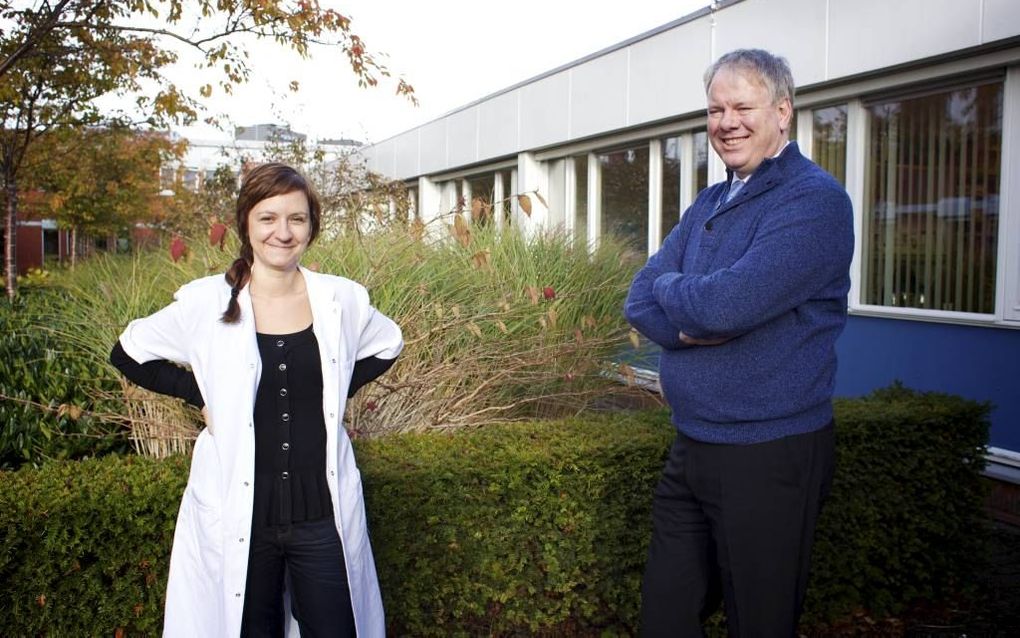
left=0, top=387, right=989, bottom=635
left=0, top=289, right=128, bottom=469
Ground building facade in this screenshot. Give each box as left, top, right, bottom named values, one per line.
left=360, top=0, right=1020, bottom=475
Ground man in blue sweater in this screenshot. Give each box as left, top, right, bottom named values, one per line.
left=625, top=49, right=854, bottom=636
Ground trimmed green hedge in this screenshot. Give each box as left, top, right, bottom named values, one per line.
left=0, top=386, right=989, bottom=635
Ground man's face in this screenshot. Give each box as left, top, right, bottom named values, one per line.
left=707, top=66, right=792, bottom=179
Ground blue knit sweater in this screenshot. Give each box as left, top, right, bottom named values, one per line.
left=624, top=142, right=854, bottom=444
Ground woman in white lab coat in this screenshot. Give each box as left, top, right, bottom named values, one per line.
left=111, top=163, right=401, bottom=637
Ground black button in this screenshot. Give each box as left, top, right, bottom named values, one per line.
left=281, top=413, right=290, bottom=422
left=279, top=388, right=288, bottom=397
left=705, top=221, right=713, bottom=231
left=276, top=339, right=285, bottom=347
left=278, top=363, right=287, bottom=371
left=281, top=471, right=289, bottom=480
left=282, top=442, right=290, bottom=451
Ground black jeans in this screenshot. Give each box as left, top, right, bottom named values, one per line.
left=240, top=516, right=356, bottom=638
left=640, top=423, right=835, bottom=638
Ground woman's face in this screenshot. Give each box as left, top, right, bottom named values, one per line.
left=246, top=190, right=312, bottom=272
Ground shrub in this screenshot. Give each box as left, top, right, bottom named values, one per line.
left=0, top=288, right=128, bottom=469
left=46, top=223, right=642, bottom=455
left=0, top=387, right=990, bottom=635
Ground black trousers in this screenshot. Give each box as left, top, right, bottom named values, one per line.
left=240, top=516, right=356, bottom=638
left=640, top=423, right=835, bottom=638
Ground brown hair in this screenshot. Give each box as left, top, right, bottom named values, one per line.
left=221, top=162, right=322, bottom=323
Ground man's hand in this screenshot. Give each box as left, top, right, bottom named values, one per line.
left=679, top=331, right=731, bottom=346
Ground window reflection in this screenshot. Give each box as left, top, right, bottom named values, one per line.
left=863, top=82, right=1001, bottom=313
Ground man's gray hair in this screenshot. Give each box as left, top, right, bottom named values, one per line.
left=704, top=49, right=795, bottom=105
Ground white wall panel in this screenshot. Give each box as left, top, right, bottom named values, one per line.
left=368, top=139, right=394, bottom=177
left=983, top=0, right=1020, bottom=44
left=446, top=107, right=479, bottom=170
left=478, top=89, right=519, bottom=160
left=520, top=72, right=570, bottom=149
left=714, top=0, right=827, bottom=86
left=570, top=48, right=629, bottom=139
left=828, top=0, right=982, bottom=79
left=629, top=22, right=712, bottom=126
left=393, top=131, right=420, bottom=180
left=418, top=119, right=448, bottom=174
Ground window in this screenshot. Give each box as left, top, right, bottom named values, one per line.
left=598, top=146, right=649, bottom=261
left=862, top=81, right=1002, bottom=314
left=812, top=105, right=848, bottom=185
left=659, top=130, right=708, bottom=248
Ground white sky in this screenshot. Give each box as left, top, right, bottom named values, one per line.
left=167, top=0, right=710, bottom=144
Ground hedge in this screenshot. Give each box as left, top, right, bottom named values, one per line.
left=0, top=386, right=989, bottom=635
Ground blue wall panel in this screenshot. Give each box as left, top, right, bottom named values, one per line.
left=835, top=315, right=1020, bottom=452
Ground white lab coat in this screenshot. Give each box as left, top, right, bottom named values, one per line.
left=119, top=266, right=402, bottom=638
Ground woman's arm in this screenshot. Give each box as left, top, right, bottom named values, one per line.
left=110, top=341, right=205, bottom=408
left=347, top=356, right=397, bottom=398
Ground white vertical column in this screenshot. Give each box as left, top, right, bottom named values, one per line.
left=587, top=151, right=601, bottom=252
left=648, top=138, right=663, bottom=256
left=516, top=152, right=548, bottom=238
left=418, top=176, right=441, bottom=225
left=845, top=98, right=867, bottom=311
left=999, top=66, right=1020, bottom=321
left=493, top=171, right=506, bottom=233
left=564, top=156, right=577, bottom=237
left=679, top=133, right=695, bottom=216
left=797, top=109, right=815, bottom=160
left=461, top=179, right=472, bottom=221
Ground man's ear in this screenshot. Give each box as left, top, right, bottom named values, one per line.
left=777, top=97, right=793, bottom=134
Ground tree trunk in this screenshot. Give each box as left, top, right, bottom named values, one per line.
left=4, top=177, right=17, bottom=300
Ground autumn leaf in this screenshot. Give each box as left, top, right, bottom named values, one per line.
left=534, top=191, right=548, bottom=208
left=170, top=236, right=187, bottom=262
left=289, top=80, right=300, bottom=92
left=543, top=286, right=556, bottom=300
left=208, top=222, right=227, bottom=249
left=451, top=215, right=471, bottom=247
left=471, top=197, right=483, bottom=221
left=619, top=363, right=637, bottom=386
left=471, top=250, right=490, bottom=270
left=629, top=329, right=641, bottom=349
left=517, top=194, right=532, bottom=217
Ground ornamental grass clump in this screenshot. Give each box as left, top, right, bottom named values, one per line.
left=49, top=218, right=645, bottom=454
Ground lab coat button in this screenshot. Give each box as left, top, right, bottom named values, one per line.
left=239, top=538, right=245, bottom=543
left=329, top=412, right=335, bottom=419
left=235, top=593, right=241, bottom=598
left=243, top=481, right=250, bottom=487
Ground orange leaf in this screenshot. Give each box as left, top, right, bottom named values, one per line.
left=451, top=215, right=471, bottom=247
left=471, top=250, right=490, bottom=270
left=619, top=363, right=636, bottom=386
left=517, top=194, right=532, bottom=217
left=471, top=197, right=483, bottom=221
left=534, top=191, right=548, bottom=209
